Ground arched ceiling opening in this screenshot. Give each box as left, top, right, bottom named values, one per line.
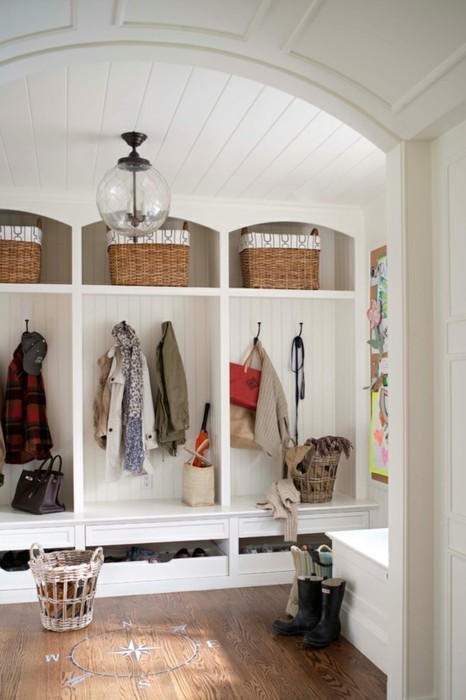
left=1, top=0, right=465, bottom=209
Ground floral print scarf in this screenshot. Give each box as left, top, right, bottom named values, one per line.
left=112, top=321, right=144, bottom=474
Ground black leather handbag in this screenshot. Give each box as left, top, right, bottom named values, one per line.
left=11, top=455, right=65, bottom=514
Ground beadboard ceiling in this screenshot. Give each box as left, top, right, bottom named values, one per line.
left=0, top=0, right=465, bottom=210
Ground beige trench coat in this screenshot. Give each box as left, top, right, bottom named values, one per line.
left=94, top=345, right=158, bottom=482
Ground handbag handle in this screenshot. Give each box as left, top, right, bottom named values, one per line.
left=243, top=342, right=264, bottom=373
left=27, top=456, right=63, bottom=501
left=37, top=454, right=63, bottom=475
left=26, top=457, right=61, bottom=501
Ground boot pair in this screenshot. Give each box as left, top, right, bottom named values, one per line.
left=272, top=575, right=346, bottom=648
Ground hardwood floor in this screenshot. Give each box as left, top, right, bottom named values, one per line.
left=0, top=585, right=386, bottom=699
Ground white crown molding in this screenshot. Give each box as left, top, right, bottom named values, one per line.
left=284, top=50, right=391, bottom=111
left=113, top=0, right=272, bottom=43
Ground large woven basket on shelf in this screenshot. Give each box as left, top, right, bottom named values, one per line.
left=0, top=219, right=42, bottom=283
left=240, top=227, right=320, bottom=290
left=28, top=543, right=104, bottom=632
left=107, top=225, right=190, bottom=286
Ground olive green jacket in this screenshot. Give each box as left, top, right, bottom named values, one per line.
left=154, top=321, right=189, bottom=456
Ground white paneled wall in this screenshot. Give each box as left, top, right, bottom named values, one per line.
left=82, top=294, right=218, bottom=503
left=451, top=554, right=466, bottom=697
left=432, top=120, right=466, bottom=699
left=78, top=229, right=358, bottom=505
left=444, top=151, right=466, bottom=700
left=368, top=481, right=388, bottom=527
left=450, top=359, right=466, bottom=516
left=443, top=155, right=466, bottom=699
left=229, top=296, right=355, bottom=498
left=0, top=292, right=73, bottom=506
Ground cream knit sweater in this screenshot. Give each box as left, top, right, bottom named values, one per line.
left=256, top=478, right=301, bottom=542
left=254, top=342, right=290, bottom=456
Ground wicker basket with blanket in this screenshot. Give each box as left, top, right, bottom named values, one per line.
left=284, top=436, right=353, bottom=503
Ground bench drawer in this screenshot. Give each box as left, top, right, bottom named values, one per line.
left=86, top=519, right=229, bottom=546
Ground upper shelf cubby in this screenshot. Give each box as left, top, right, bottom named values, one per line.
left=229, top=221, right=354, bottom=292
left=0, top=210, right=72, bottom=285
left=82, top=218, right=220, bottom=288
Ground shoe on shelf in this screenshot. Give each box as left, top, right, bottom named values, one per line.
left=192, top=547, right=207, bottom=557
left=174, top=548, right=190, bottom=559
left=126, top=546, right=158, bottom=561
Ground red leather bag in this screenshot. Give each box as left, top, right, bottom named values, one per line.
left=230, top=362, right=261, bottom=410
left=230, top=344, right=262, bottom=410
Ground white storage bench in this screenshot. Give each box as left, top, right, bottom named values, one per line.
left=326, top=528, right=388, bottom=673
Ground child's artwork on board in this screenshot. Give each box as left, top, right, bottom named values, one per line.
left=368, top=251, right=388, bottom=361
left=369, top=389, right=389, bottom=478
left=367, top=246, right=388, bottom=482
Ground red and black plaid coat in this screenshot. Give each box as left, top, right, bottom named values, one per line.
left=3, top=345, right=53, bottom=464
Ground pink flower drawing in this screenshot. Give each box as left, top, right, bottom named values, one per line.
left=367, top=299, right=382, bottom=330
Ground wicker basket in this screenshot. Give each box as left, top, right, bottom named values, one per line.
left=107, top=225, right=190, bottom=286
left=240, top=228, right=320, bottom=290
left=28, top=543, right=104, bottom=632
left=0, top=219, right=43, bottom=283
left=290, top=450, right=342, bottom=504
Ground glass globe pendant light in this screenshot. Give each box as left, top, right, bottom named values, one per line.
left=96, top=132, right=171, bottom=237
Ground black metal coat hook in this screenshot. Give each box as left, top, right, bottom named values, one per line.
left=253, top=322, right=261, bottom=345
left=291, top=323, right=305, bottom=443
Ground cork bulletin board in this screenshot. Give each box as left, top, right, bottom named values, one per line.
left=368, top=245, right=388, bottom=484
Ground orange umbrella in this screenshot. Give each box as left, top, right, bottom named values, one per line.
left=193, top=403, right=210, bottom=467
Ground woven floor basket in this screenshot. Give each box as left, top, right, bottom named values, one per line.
left=0, top=240, right=41, bottom=283
left=291, top=450, right=342, bottom=503
left=240, top=227, right=320, bottom=290
left=29, top=544, right=104, bottom=632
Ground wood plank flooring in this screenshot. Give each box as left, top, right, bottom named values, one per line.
left=0, top=585, right=386, bottom=699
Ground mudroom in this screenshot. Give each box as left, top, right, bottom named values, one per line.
left=0, top=2, right=464, bottom=699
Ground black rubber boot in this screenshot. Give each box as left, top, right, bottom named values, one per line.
left=303, top=578, right=346, bottom=648
left=272, top=575, right=323, bottom=636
